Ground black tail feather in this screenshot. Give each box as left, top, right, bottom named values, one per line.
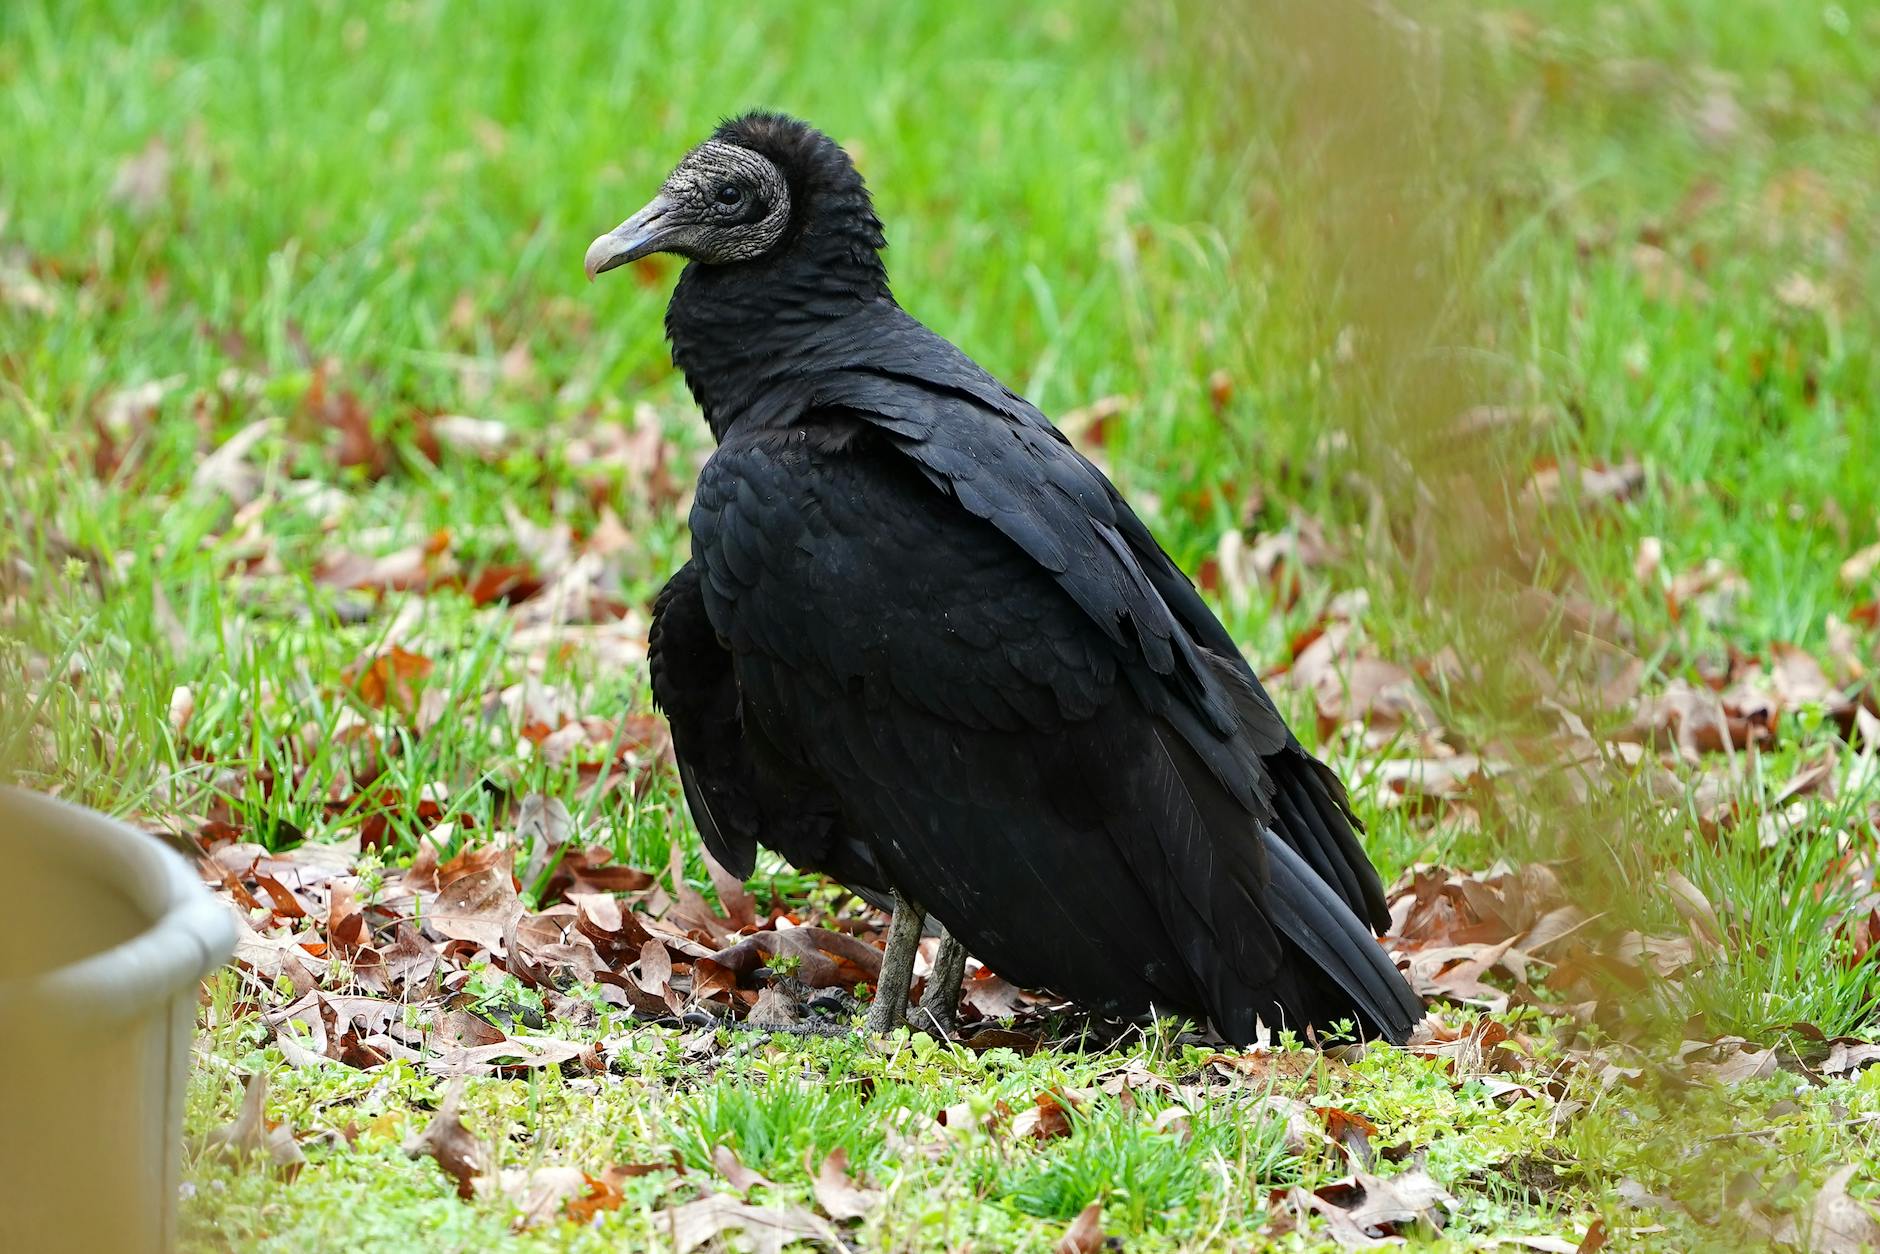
left=1277, top=765, right=1392, bottom=932
left=1260, top=830, right=1423, bottom=1043
left=1273, top=773, right=1370, bottom=927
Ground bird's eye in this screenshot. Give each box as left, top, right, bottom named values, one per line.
left=714, top=184, right=743, bottom=207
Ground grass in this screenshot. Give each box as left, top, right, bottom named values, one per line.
left=4, top=0, right=1880, bottom=1248
left=186, top=984, right=1578, bottom=1252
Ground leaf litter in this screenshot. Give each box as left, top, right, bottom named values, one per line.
left=66, top=351, right=1880, bottom=1248
left=174, top=509, right=1880, bottom=1243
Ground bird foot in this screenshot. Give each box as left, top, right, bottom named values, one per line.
left=862, top=890, right=926, bottom=1033
left=914, top=926, right=969, bottom=1038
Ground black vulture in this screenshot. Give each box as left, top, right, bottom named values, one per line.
left=591, top=112, right=1423, bottom=1045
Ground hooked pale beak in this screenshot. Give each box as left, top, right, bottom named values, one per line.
left=584, top=193, right=678, bottom=280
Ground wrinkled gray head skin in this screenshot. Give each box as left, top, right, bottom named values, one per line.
left=585, top=141, right=791, bottom=278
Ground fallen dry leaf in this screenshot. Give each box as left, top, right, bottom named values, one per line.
left=1803, top=1165, right=1880, bottom=1254
left=1387, top=862, right=1587, bottom=1011
left=403, top=1077, right=486, bottom=1199
left=1627, top=680, right=1766, bottom=757
left=712, top=1144, right=775, bottom=1196
left=1211, top=510, right=1338, bottom=611
left=1056, top=1201, right=1107, bottom=1254
left=1289, top=623, right=1437, bottom=740
left=430, top=414, right=514, bottom=460
left=709, top=927, right=882, bottom=990
left=1633, top=536, right=1664, bottom=585
left=428, top=857, right=522, bottom=953
left=191, top=417, right=278, bottom=505
left=1615, top=932, right=1697, bottom=979
left=957, top=1026, right=1040, bottom=1054
left=1059, top=394, right=1129, bottom=447
left=303, top=364, right=393, bottom=478
left=1826, top=617, right=1868, bottom=684
left=1204, top=1048, right=1345, bottom=1088
left=1662, top=869, right=1724, bottom=946
left=1524, top=457, right=1646, bottom=507
left=636, top=936, right=678, bottom=1010
left=1697, top=1047, right=1780, bottom=1084
left=204, top=1071, right=307, bottom=1176
left=497, top=1164, right=590, bottom=1230
left=1820, top=1040, right=1880, bottom=1079
left=961, top=969, right=1030, bottom=1018
left=1011, top=1089, right=1080, bottom=1142
left=703, top=845, right=759, bottom=931
left=462, top=560, right=547, bottom=608
left=1841, top=542, right=1880, bottom=590
left=169, top=684, right=195, bottom=736
left=655, top=1192, right=839, bottom=1254
left=1321, top=1106, right=1379, bottom=1164
left=252, top=872, right=311, bottom=920
left=550, top=846, right=658, bottom=900
left=344, top=644, right=436, bottom=713
left=315, top=538, right=450, bottom=595
left=426, top=1034, right=589, bottom=1078
left=1258, top=1094, right=1319, bottom=1155
left=564, top=1167, right=639, bottom=1224
left=571, top=890, right=653, bottom=964
left=1627, top=242, right=1709, bottom=304
left=110, top=136, right=172, bottom=217
left=1666, top=559, right=1748, bottom=626
left=748, top=986, right=805, bottom=1027
left=810, top=1147, right=879, bottom=1222
left=433, top=1008, right=505, bottom=1050
left=1322, top=1166, right=1457, bottom=1238
left=936, top=1100, right=984, bottom=1137
left=325, top=880, right=368, bottom=953
left=516, top=794, right=573, bottom=887
left=1365, top=754, right=1500, bottom=806
left=1771, top=643, right=1839, bottom=708
left=665, top=843, right=738, bottom=945
left=1150, top=1104, right=1194, bottom=1140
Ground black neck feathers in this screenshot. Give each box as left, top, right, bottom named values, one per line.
left=665, top=114, right=896, bottom=439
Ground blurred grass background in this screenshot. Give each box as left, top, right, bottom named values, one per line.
left=4, top=0, right=1880, bottom=1247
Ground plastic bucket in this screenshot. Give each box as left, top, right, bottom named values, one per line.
left=0, top=787, right=236, bottom=1253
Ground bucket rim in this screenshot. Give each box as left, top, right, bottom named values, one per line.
left=0, top=786, right=237, bottom=1025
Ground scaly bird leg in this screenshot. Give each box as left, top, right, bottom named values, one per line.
left=916, top=924, right=968, bottom=1038
left=864, top=890, right=925, bottom=1034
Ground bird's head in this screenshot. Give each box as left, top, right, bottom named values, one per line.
left=584, top=112, right=885, bottom=282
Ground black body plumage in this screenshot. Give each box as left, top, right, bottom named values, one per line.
left=639, top=112, right=1422, bottom=1044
